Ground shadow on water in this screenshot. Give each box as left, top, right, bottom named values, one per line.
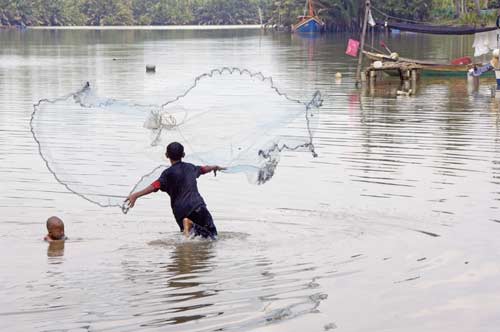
left=140, top=240, right=217, bottom=327
left=114, top=232, right=333, bottom=331
left=47, top=240, right=65, bottom=258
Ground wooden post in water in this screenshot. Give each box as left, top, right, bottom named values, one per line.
left=355, top=0, right=371, bottom=86
left=258, top=7, right=263, bottom=27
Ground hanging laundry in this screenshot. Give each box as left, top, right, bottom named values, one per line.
left=368, top=10, right=376, bottom=27
left=473, top=30, right=498, bottom=56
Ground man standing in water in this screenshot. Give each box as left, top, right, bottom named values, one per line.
left=125, top=142, right=224, bottom=239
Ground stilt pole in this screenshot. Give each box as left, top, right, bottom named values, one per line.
left=355, top=0, right=371, bottom=86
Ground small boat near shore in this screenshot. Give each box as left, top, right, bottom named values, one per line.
left=292, top=0, right=324, bottom=34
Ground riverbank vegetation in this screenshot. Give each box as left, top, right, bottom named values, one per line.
left=0, top=0, right=497, bottom=30
left=0, top=0, right=274, bottom=26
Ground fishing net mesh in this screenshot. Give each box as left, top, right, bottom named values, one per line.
left=30, top=67, right=322, bottom=213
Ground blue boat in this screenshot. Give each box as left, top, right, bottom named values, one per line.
left=292, top=0, right=325, bottom=34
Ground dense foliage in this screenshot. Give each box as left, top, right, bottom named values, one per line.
left=0, top=0, right=273, bottom=26
left=372, top=0, right=432, bottom=21
left=268, top=0, right=431, bottom=31
left=0, top=0, right=496, bottom=29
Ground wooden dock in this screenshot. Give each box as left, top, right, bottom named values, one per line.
left=361, top=50, right=478, bottom=85
left=363, top=62, right=421, bottom=83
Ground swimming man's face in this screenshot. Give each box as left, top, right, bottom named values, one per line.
left=48, top=226, right=65, bottom=240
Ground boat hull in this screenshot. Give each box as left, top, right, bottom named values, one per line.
left=292, top=17, right=324, bottom=33
left=421, top=70, right=476, bottom=77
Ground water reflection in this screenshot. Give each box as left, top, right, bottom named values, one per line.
left=2, top=28, right=500, bottom=331
left=122, top=240, right=217, bottom=328
left=47, top=240, right=65, bottom=258
left=117, top=234, right=332, bottom=331
left=158, top=241, right=216, bottom=326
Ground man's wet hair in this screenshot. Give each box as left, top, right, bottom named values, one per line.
left=46, top=216, right=64, bottom=229
left=166, top=142, right=184, bottom=161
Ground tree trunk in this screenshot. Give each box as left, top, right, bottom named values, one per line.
left=454, top=0, right=460, bottom=18
left=473, top=0, right=481, bottom=15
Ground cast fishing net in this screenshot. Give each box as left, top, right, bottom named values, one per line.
left=30, top=67, right=322, bottom=213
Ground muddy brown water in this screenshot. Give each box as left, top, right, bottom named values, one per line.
left=1, top=28, right=500, bottom=331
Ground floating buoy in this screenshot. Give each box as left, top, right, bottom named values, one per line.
left=396, top=89, right=413, bottom=96
left=335, top=72, right=342, bottom=79
left=390, top=52, right=399, bottom=60
left=146, top=64, right=156, bottom=73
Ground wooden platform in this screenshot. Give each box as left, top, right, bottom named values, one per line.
left=363, top=62, right=421, bottom=82
left=362, top=51, right=477, bottom=83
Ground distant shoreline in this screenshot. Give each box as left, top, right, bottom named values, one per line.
left=25, top=25, right=263, bottom=31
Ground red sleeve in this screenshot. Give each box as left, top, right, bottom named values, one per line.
left=200, top=166, right=210, bottom=175
left=151, top=180, right=161, bottom=191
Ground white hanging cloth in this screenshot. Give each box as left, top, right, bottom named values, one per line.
left=368, top=9, right=376, bottom=27
left=473, top=30, right=498, bottom=57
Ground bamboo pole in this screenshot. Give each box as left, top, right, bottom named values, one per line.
left=355, top=0, right=371, bottom=86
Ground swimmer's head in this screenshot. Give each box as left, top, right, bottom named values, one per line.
left=46, top=216, right=65, bottom=241
left=166, top=142, right=185, bottom=161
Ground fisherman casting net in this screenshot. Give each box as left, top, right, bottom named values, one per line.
left=30, top=67, right=322, bottom=213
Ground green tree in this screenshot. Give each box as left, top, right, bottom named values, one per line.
left=131, top=0, right=157, bottom=25
left=194, top=0, right=263, bottom=24
left=80, top=0, right=133, bottom=25
left=269, top=0, right=303, bottom=26
left=0, top=0, right=33, bottom=26
left=320, top=0, right=364, bottom=31
left=102, top=0, right=134, bottom=25
left=150, top=0, right=194, bottom=25
left=372, top=0, right=432, bottom=21
left=0, top=0, right=449, bottom=29
left=29, top=0, right=85, bottom=26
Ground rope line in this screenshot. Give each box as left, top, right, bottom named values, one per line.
left=371, top=6, right=437, bottom=25
left=30, top=83, right=126, bottom=211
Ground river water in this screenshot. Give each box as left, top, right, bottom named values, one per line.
left=1, top=27, right=500, bottom=331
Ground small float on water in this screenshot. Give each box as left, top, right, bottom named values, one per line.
left=292, top=0, right=325, bottom=34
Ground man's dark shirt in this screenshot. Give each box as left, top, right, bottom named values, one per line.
left=152, top=162, right=206, bottom=230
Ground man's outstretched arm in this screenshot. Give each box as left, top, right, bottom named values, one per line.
left=125, top=181, right=160, bottom=208
left=200, top=165, right=226, bottom=176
